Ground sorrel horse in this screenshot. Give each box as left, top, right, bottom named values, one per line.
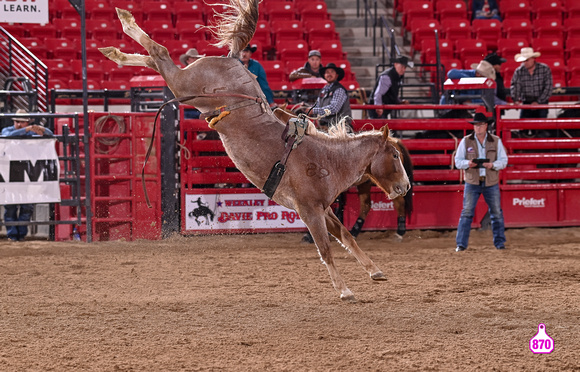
left=100, top=0, right=410, bottom=301
left=274, top=107, right=414, bottom=240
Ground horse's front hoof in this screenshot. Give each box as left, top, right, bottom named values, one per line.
left=371, top=272, right=388, bottom=281
left=393, top=233, right=403, bottom=242
left=340, top=292, right=357, bottom=303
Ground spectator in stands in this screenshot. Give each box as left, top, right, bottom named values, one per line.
left=308, top=63, right=352, bottom=130
left=1, top=110, right=53, bottom=242
left=368, top=55, right=413, bottom=119
left=289, top=50, right=324, bottom=81
left=179, top=48, right=205, bottom=67
left=239, top=44, right=276, bottom=108
left=179, top=48, right=206, bottom=119
left=454, top=113, right=508, bottom=252
left=484, top=52, right=507, bottom=102
left=472, top=0, right=501, bottom=20
left=510, top=47, right=553, bottom=119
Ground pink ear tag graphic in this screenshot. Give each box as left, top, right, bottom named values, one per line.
left=529, top=323, right=554, bottom=354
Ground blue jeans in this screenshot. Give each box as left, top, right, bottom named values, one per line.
left=4, top=204, right=34, bottom=241
left=456, top=183, right=506, bottom=249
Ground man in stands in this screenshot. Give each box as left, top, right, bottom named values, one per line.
left=368, top=55, right=413, bottom=119
left=510, top=47, right=553, bottom=119
left=239, top=44, right=277, bottom=109
left=308, top=62, right=352, bottom=131
left=289, top=50, right=323, bottom=81
left=454, top=113, right=508, bottom=252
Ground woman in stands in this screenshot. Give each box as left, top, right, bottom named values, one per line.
left=473, top=0, right=501, bottom=20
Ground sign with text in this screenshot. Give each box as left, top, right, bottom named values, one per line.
left=0, top=138, right=61, bottom=204
left=0, top=0, right=49, bottom=24
left=183, top=191, right=306, bottom=233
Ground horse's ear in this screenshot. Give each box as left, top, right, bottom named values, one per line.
left=380, top=124, right=390, bottom=140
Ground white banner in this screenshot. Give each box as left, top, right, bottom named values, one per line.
left=0, top=0, right=49, bottom=24
left=184, top=192, right=306, bottom=232
left=0, top=138, right=61, bottom=204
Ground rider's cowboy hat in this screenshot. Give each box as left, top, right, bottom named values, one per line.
left=515, top=47, right=541, bottom=62
left=13, top=109, right=31, bottom=122
left=319, top=63, right=345, bottom=81
left=470, top=60, right=496, bottom=80
left=179, top=48, right=205, bottom=66
left=469, top=112, right=494, bottom=125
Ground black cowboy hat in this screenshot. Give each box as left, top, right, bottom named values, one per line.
left=319, top=62, right=345, bottom=81
left=469, top=112, right=494, bottom=124
left=243, top=45, right=257, bottom=53
left=484, top=52, right=507, bottom=66
left=392, top=55, right=414, bottom=68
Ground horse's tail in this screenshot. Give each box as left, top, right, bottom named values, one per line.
left=209, top=0, right=259, bottom=59
left=398, top=140, right=414, bottom=217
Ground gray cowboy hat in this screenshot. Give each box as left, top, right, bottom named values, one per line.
left=319, top=62, right=345, bottom=81
left=13, top=108, right=31, bottom=122
left=179, top=48, right=205, bottom=66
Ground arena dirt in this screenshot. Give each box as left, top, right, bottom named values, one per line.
left=1, top=227, right=579, bottom=371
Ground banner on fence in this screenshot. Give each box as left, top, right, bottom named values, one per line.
left=0, top=138, right=61, bottom=204
left=0, top=0, right=49, bottom=24
left=184, top=191, right=306, bottom=233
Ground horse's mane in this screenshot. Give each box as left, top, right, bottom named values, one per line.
left=208, top=0, right=259, bottom=58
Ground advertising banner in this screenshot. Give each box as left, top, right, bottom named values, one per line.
left=0, top=0, right=49, bottom=24
left=0, top=138, right=61, bottom=204
left=183, top=190, right=306, bottom=233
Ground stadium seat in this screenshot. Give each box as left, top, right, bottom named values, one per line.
left=285, top=59, right=306, bottom=75
left=304, top=20, right=338, bottom=43
left=45, top=37, right=78, bottom=60
left=299, top=2, right=330, bottom=21
left=142, top=20, right=177, bottom=40
left=176, top=22, right=206, bottom=42
left=107, top=65, right=136, bottom=81
left=531, top=0, right=564, bottom=20
left=472, top=19, right=502, bottom=51
left=20, top=37, right=48, bottom=59
left=68, top=79, right=102, bottom=90
left=253, top=21, right=272, bottom=48
left=334, top=60, right=356, bottom=80
left=564, top=17, right=580, bottom=39
left=1, top=24, right=26, bottom=38
left=435, top=0, right=468, bottom=21
left=85, top=19, right=117, bottom=40
left=174, top=1, right=205, bottom=24
left=271, top=20, right=304, bottom=44
left=48, top=79, right=67, bottom=90
left=566, top=1, right=580, bottom=19
left=497, top=38, right=528, bottom=60
left=277, top=39, right=308, bottom=61
left=500, top=0, right=532, bottom=19
left=101, top=81, right=131, bottom=90
left=196, top=40, right=228, bottom=57
left=540, top=58, right=566, bottom=81
left=263, top=1, right=296, bottom=21
left=142, top=1, right=173, bottom=22
left=45, top=59, right=74, bottom=83
left=410, top=19, right=441, bottom=54
left=53, top=18, right=81, bottom=40
left=204, top=2, right=230, bottom=26
left=532, top=37, right=564, bottom=59
left=261, top=60, right=287, bottom=82
left=533, top=18, right=564, bottom=39
left=402, top=0, right=435, bottom=33
left=420, top=39, right=455, bottom=65
left=27, top=23, right=58, bottom=39
left=87, top=0, right=114, bottom=20
left=70, top=59, right=105, bottom=81
left=54, top=0, right=80, bottom=19
left=441, top=18, right=471, bottom=42
left=502, top=18, right=533, bottom=43
left=455, top=38, right=487, bottom=62
left=566, top=57, right=580, bottom=80
left=565, top=37, right=580, bottom=58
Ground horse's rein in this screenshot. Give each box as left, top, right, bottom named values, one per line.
left=142, top=92, right=264, bottom=208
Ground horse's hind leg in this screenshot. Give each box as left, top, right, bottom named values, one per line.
left=301, top=209, right=355, bottom=301
left=325, top=208, right=387, bottom=281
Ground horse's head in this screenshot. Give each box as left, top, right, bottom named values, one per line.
left=367, top=125, right=411, bottom=200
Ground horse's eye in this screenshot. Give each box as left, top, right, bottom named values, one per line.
left=393, top=153, right=399, bottom=159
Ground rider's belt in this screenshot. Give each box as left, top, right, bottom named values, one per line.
left=479, top=176, right=486, bottom=182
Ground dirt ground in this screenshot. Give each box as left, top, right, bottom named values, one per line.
left=1, top=227, right=579, bottom=371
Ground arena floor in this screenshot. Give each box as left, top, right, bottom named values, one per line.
left=1, top=227, right=579, bottom=371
